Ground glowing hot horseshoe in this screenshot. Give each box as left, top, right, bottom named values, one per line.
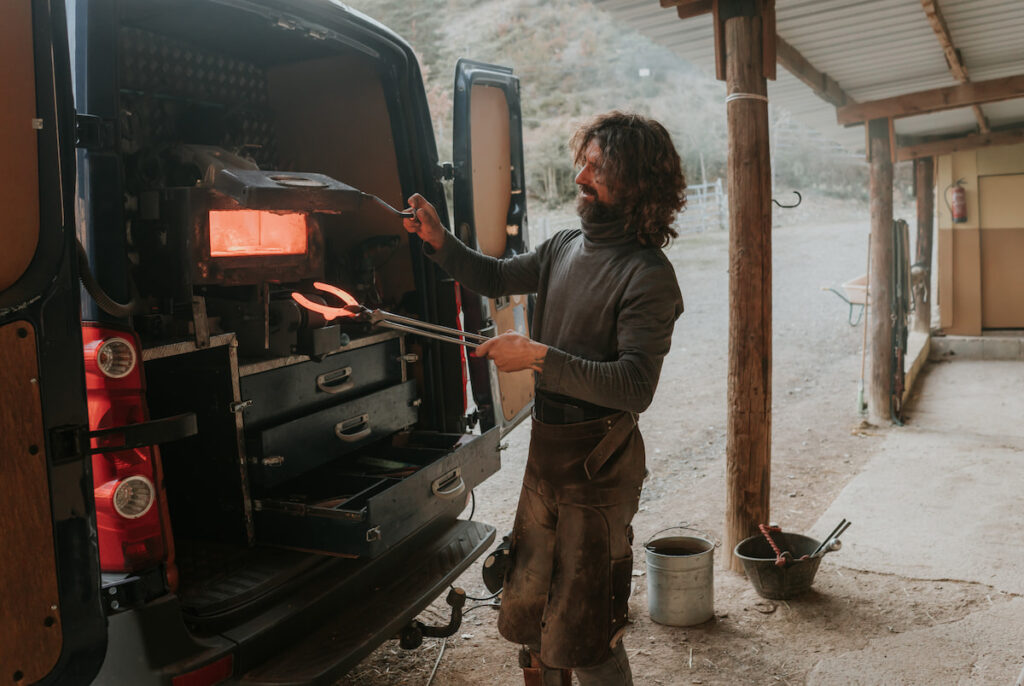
left=292, top=281, right=492, bottom=349
left=291, top=281, right=363, bottom=321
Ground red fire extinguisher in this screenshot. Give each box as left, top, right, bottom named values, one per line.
left=946, top=180, right=967, bottom=224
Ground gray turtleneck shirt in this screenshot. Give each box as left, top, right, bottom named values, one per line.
left=428, top=218, right=684, bottom=413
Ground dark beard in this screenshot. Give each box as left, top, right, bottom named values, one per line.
left=576, top=195, right=626, bottom=224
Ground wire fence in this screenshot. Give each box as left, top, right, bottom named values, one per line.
left=675, top=179, right=727, bottom=234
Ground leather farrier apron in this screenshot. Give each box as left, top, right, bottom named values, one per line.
left=497, top=411, right=644, bottom=669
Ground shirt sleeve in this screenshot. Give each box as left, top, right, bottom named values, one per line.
left=426, top=232, right=543, bottom=297
left=537, top=264, right=684, bottom=413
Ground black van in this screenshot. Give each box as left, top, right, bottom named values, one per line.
left=1, top=1, right=533, bottom=683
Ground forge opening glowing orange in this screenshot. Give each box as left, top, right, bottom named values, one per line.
left=209, top=210, right=307, bottom=256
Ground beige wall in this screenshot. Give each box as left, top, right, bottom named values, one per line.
left=936, top=142, right=1024, bottom=334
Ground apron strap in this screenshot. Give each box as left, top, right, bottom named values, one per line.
left=583, top=412, right=638, bottom=479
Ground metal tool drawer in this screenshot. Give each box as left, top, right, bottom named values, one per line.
left=239, top=335, right=404, bottom=429
left=248, top=380, right=419, bottom=490
left=252, top=426, right=501, bottom=558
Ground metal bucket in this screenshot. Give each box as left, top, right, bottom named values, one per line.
left=734, top=532, right=822, bottom=599
left=645, top=527, right=715, bottom=626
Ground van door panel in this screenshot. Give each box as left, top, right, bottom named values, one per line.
left=453, top=60, right=533, bottom=434
left=469, top=85, right=512, bottom=259
left=0, top=1, right=40, bottom=292
left=0, top=0, right=108, bottom=681
left=0, top=323, right=62, bottom=683
left=488, top=295, right=534, bottom=422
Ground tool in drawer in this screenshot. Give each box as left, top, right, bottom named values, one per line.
left=291, top=281, right=491, bottom=349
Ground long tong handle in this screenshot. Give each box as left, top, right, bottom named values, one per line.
left=376, top=310, right=491, bottom=343
left=378, top=321, right=482, bottom=349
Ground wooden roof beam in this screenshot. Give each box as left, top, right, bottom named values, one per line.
left=836, top=73, right=1024, bottom=125
left=776, top=37, right=854, bottom=107
left=920, top=0, right=990, bottom=133
left=921, top=0, right=968, bottom=81
left=896, top=125, right=1024, bottom=161
left=660, top=4, right=850, bottom=103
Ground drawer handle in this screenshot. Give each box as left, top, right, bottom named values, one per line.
left=317, top=366, right=354, bottom=394
left=431, top=467, right=465, bottom=500
left=335, top=414, right=371, bottom=442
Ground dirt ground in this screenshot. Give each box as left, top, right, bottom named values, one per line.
left=345, top=198, right=997, bottom=685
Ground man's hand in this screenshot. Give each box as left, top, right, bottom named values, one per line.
left=403, top=193, right=446, bottom=251
left=474, top=331, right=548, bottom=373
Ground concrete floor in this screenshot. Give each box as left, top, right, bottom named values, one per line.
left=810, top=359, right=1024, bottom=685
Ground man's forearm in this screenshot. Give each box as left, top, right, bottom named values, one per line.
left=429, top=232, right=541, bottom=298
left=537, top=349, right=659, bottom=413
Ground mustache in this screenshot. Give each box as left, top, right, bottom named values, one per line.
left=578, top=183, right=598, bottom=196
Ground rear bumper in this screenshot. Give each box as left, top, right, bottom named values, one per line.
left=94, top=518, right=495, bottom=685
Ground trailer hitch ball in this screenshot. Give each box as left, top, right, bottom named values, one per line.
left=398, top=586, right=468, bottom=650
left=446, top=586, right=467, bottom=610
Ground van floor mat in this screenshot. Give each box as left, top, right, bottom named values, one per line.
left=235, top=519, right=495, bottom=685
left=176, top=540, right=324, bottom=617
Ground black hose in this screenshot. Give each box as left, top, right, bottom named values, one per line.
left=459, top=587, right=502, bottom=602
left=76, top=237, right=133, bottom=318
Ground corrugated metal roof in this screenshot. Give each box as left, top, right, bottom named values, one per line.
left=594, top=0, right=1024, bottom=153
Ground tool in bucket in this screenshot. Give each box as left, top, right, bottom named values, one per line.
left=292, top=281, right=491, bottom=349
left=810, top=519, right=852, bottom=558
left=758, top=519, right=852, bottom=567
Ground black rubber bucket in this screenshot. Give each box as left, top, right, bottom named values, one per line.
left=734, top=532, right=822, bottom=600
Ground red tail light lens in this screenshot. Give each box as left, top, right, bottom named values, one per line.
left=83, top=325, right=175, bottom=576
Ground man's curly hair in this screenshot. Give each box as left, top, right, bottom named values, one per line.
left=570, top=112, right=687, bottom=248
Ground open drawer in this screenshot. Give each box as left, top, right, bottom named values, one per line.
left=239, top=334, right=405, bottom=430
left=252, top=426, right=501, bottom=558
left=248, top=380, right=419, bottom=490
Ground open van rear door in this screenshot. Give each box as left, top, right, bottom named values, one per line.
left=452, top=58, right=533, bottom=436
left=0, top=1, right=106, bottom=682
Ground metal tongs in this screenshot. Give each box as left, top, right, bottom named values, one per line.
left=292, top=281, right=490, bottom=349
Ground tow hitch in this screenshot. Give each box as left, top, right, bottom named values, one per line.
left=398, top=587, right=467, bottom=649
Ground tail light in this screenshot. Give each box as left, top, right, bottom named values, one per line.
left=109, top=475, right=156, bottom=518
left=83, top=325, right=176, bottom=581
left=95, top=336, right=137, bottom=378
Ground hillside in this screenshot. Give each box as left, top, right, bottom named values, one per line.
left=344, top=0, right=874, bottom=212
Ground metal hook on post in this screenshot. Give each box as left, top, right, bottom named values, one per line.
left=772, top=190, right=802, bottom=209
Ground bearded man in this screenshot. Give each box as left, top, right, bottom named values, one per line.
left=403, top=111, right=685, bottom=685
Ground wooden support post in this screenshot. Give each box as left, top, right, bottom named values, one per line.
left=913, top=157, right=935, bottom=334
left=867, top=119, right=894, bottom=424
left=721, top=0, right=773, bottom=572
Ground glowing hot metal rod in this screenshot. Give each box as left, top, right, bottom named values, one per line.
left=292, top=282, right=490, bottom=350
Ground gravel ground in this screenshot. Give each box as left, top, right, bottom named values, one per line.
left=342, top=197, right=998, bottom=686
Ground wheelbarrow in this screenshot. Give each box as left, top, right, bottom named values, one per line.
left=821, top=274, right=867, bottom=326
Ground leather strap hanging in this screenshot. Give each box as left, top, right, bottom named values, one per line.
left=583, top=412, right=638, bottom=479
